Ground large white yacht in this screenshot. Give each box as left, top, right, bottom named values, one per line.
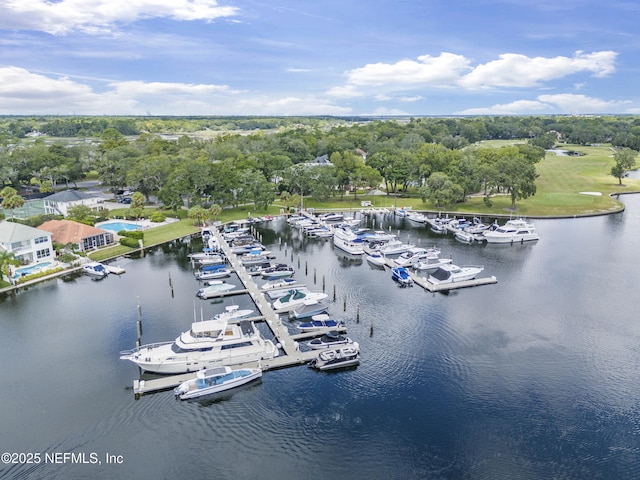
left=483, top=218, right=540, bottom=244
left=119, top=318, right=279, bottom=374
left=332, top=226, right=365, bottom=255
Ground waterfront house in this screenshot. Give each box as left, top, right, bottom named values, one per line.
left=0, top=220, right=55, bottom=265
left=43, top=190, right=103, bottom=217
left=38, top=219, right=114, bottom=252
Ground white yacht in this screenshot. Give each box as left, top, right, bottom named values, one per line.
left=428, top=264, right=484, bottom=284
left=272, top=289, right=328, bottom=313
left=332, top=226, right=365, bottom=255
left=483, top=218, right=540, bottom=244
left=379, top=240, right=414, bottom=256
left=119, top=318, right=279, bottom=374
left=393, top=246, right=440, bottom=267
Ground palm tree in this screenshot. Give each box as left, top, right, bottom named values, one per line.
left=0, top=250, right=21, bottom=283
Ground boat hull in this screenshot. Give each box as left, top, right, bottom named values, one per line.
left=174, top=368, right=263, bottom=400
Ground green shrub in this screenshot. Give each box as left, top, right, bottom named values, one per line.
left=119, top=230, right=144, bottom=240
left=149, top=211, right=166, bottom=223
left=119, top=237, right=140, bottom=248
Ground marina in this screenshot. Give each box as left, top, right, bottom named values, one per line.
left=3, top=196, right=640, bottom=480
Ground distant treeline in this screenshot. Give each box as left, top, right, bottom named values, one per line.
left=1, top=115, right=640, bottom=150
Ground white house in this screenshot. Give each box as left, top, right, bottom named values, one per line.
left=0, top=220, right=55, bottom=265
left=43, top=190, right=103, bottom=217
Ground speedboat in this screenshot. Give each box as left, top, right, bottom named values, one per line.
left=297, top=314, right=344, bottom=331
left=196, top=281, right=236, bottom=299
left=290, top=300, right=330, bottom=320
left=308, top=331, right=353, bottom=350
left=82, top=262, right=109, bottom=278
left=260, top=264, right=295, bottom=279
left=210, top=305, right=254, bottom=322
left=272, top=289, right=328, bottom=313
left=119, top=318, right=279, bottom=374
left=414, top=254, right=453, bottom=272
left=174, top=366, right=263, bottom=400
left=483, top=218, right=540, bottom=243
left=428, top=264, right=484, bottom=284
left=189, top=249, right=224, bottom=262
left=239, top=251, right=272, bottom=266
left=393, top=247, right=440, bottom=267
left=260, top=277, right=300, bottom=291
left=380, top=240, right=414, bottom=256
left=195, top=264, right=231, bottom=280
left=391, top=266, right=413, bottom=286
left=308, top=343, right=360, bottom=371
left=365, top=252, right=387, bottom=267
left=320, top=212, right=344, bottom=222
left=406, top=212, right=427, bottom=224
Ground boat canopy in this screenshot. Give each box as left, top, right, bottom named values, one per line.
left=430, top=268, right=452, bottom=282
left=191, top=318, right=227, bottom=336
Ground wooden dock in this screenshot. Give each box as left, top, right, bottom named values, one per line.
left=132, top=228, right=336, bottom=397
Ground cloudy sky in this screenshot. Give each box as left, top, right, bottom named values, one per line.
left=1, top=0, right=638, bottom=116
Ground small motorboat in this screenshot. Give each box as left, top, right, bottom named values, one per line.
left=82, top=261, right=109, bottom=278
left=272, top=289, right=328, bottom=313
left=308, top=331, right=353, bottom=350
left=289, top=300, right=330, bottom=320
left=260, top=277, right=300, bottom=292
left=260, top=264, right=295, bottom=279
left=308, top=343, right=360, bottom=371
left=196, top=280, right=236, bottom=299
left=391, top=266, right=413, bottom=286
left=297, top=314, right=345, bottom=331
left=174, top=366, right=263, bottom=400
left=195, top=264, right=231, bottom=280
left=365, top=252, right=387, bottom=268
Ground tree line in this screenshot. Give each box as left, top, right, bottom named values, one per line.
left=1, top=115, right=638, bottom=216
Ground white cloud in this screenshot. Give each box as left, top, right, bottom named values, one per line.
left=0, top=0, right=239, bottom=35
left=459, top=51, right=617, bottom=89
left=0, top=66, right=349, bottom=116
left=333, top=50, right=617, bottom=97
left=537, top=93, right=631, bottom=113
left=345, top=52, right=471, bottom=87
left=457, top=100, right=552, bottom=115
left=457, top=93, right=631, bottom=115
left=326, top=85, right=363, bottom=98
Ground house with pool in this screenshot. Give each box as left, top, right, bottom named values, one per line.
left=38, top=219, right=115, bottom=252
left=0, top=220, right=55, bottom=270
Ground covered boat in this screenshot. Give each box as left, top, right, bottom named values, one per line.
left=391, top=266, right=413, bottom=286
left=308, top=331, right=353, bottom=350
left=196, top=281, right=236, bottom=299
left=428, top=264, right=484, bottom=284
left=82, top=261, right=109, bottom=278
left=297, top=314, right=345, bottom=332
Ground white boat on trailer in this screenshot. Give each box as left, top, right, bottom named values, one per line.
left=174, top=366, right=263, bottom=400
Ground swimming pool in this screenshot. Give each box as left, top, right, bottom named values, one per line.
left=97, top=221, right=140, bottom=233
left=14, top=261, right=53, bottom=277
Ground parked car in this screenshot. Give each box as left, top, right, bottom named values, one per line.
left=119, top=197, right=132, bottom=204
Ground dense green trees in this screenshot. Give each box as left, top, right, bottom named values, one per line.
left=4, top=114, right=640, bottom=215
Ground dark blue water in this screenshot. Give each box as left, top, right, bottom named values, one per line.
left=2, top=196, right=640, bottom=480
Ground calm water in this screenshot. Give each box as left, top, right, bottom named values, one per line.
left=2, top=196, right=640, bottom=480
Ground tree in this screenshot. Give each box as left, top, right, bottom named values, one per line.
left=67, top=204, right=94, bottom=224
left=420, top=172, right=464, bottom=208
left=610, top=148, right=637, bottom=185
left=129, top=191, right=145, bottom=219
left=0, top=250, right=21, bottom=283
left=1, top=186, right=25, bottom=217
left=207, top=204, right=222, bottom=222
left=494, top=147, right=539, bottom=210
left=187, top=206, right=207, bottom=226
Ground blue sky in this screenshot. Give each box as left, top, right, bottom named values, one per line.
left=1, top=0, right=639, bottom=116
